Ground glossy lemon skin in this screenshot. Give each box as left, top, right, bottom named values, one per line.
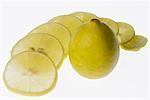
left=69, top=19, right=119, bottom=79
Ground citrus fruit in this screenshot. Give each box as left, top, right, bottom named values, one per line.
left=69, top=19, right=119, bottom=79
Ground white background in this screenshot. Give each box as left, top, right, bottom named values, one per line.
left=0, top=0, right=149, bottom=99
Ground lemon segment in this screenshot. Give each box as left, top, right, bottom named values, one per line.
left=11, top=33, right=64, bottom=69
left=121, top=35, right=148, bottom=51
left=29, top=22, right=71, bottom=57
left=3, top=51, right=57, bottom=96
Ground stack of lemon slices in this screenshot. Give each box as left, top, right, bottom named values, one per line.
left=3, top=12, right=147, bottom=96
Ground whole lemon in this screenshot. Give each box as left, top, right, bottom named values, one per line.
left=69, top=19, right=119, bottom=79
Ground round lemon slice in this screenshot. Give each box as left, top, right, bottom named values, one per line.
left=29, top=22, right=71, bottom=57
left=121, top=35, right=148, bottom=51
left=11, top=33, right=64, bottom=69
left=100, top=17, right=119, bottom=35
left=117, top=22, right=135, bottom=44
left=49, top=15, right=83, bottom=38
left=3, top=51, right=57, bottom=96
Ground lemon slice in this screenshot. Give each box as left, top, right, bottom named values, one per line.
left=29, top=22, right=71, bottom=57
left=121, top=35, right=148, bottom=51
left=117, top=22, right=135, bottom=44
left=70, top=11, right=98, bottom=23
left=3, top=51, right=57, bottom=96
left=49, top=15, right=83, bottom=38
left=100, top=17, right=119, bottom=35
left=11, top=33, right=64, bottom=69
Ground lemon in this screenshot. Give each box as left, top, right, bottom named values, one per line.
left=69, top=19, right=119, bottom=79
left=11, top=33, right=64, bottom=69
left=3, top=51, right=57, bottom=96
left=117, top=22, right=135, bottom=44
left=49, top=15, right=83, bottom=38
left=121, top=35, right=148, bottom=51
left=29, top=22, right=71, bottom=56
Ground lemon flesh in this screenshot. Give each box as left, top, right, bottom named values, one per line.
left=70, top=11, right=98, bottom=23
left=49, top=15, right=83, bottom=38
left=29, top=22, right=71, bottom=56
left=69, top=19, right=119, bottom=79
left=11, top=33, right=64, bottom=69
left=117, top=22, right=135, bottom=44
left=100, top=17, right=118, bottom=35
left=3, top=51, right=57, bottom=96
left=121, top=35, right=148, bottom=51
